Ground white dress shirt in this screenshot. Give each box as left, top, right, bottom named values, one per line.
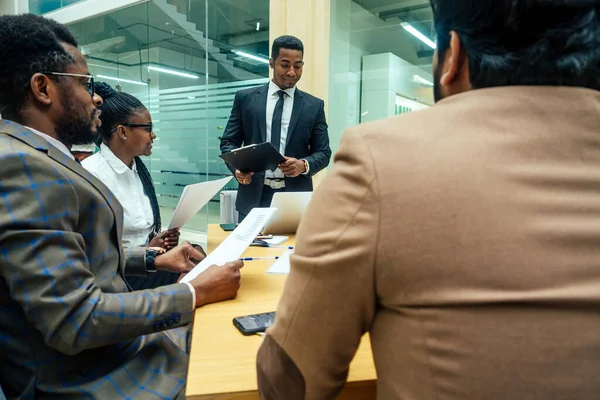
left=27, top=127, right=75, bottom=160
left=265, top=80, right=295, bottom=180
left=82, top=144, right=154, bottom=248
left=82, top=145, right=197, bottom=306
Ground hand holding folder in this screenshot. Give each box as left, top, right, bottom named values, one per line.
left=219, top=142, right=286, bottom=173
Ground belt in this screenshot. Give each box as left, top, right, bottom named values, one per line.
left=264, top=178, right=285, bottom=189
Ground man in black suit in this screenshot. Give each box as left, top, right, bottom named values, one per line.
left=220, top=35, right=331, bottom=220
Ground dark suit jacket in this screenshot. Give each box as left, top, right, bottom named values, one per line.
left=0, top=121, right=193, bottom=399
left=220, top=83, right=332, bottom=215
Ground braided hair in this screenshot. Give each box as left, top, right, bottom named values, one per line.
left=94, top=82, right=162, bottom=237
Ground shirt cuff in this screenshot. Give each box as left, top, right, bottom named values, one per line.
left=183, top=281, right=196, bottom=309
left=301, top=159, right=310, bottom=175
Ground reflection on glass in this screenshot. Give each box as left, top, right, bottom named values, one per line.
left=67, top=0, right=270, bottom=243
left=329, top=0, right=435, bottom=150
left=29, top=0, right=86, bottom=14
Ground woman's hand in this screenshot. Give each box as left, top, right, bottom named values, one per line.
left=148, top=228, right=180, bottom=250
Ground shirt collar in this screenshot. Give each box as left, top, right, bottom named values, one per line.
left=268, top=80, right=296, bottom=100
left=99, top=143, right=136, bottom=174
left=26, top=127, right=75, bottom=160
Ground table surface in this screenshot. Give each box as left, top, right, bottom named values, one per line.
left=185, top=225, right=376, bottom=399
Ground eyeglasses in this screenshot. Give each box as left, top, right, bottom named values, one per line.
left=39, top=72, right=95, bottom=97
left=112, top=123, right=154, bottom=135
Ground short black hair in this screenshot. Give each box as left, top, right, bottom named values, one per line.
left=430, top=0, right=600, bottom=90
left=0, top=14, right=78, bottom=122
left=271, top=35, right=304, bottom=60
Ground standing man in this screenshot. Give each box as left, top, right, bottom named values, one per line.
left=220, top=35, right=331, bottom=220
left=0, top=14, right=242, bottom=399
left=257, top=1, right=600, bottom=399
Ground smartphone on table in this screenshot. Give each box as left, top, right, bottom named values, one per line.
left=233, top=311, right=275, bottom=336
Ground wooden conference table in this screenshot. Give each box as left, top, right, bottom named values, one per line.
left=185, top=224, right=377, bottom=399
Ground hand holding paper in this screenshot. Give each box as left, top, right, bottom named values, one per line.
left=188, top=260, right=244, bottom=307
left=180, top=208, right=277, bottom=283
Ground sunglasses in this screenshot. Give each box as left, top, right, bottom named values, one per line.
left=112, top=123, right=154, bottom=135
left=38, top=72, right=95, bottom=97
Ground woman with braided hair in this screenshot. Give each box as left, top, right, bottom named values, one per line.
left=82, top=82, right=188, bottom=290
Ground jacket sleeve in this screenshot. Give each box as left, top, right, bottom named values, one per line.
left=257, top=128, right=378, bottom=399
left=123, top=246, right=148, bottom=276
left=303, top=99, right=331, bottom=175
left=220, top=91, right=246, bottom=175
left=0, top=151, right=194, bottom=356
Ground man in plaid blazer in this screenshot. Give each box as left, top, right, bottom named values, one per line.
left=0, top=15, right=243, bottom=399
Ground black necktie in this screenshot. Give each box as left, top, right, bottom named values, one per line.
left=270, top=90, right=285, bottom=153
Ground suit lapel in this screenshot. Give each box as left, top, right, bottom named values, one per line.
left=45, top=146, right=125, bottom=254
left=0, top=120, right=125, bottom=268
left=256, top=84, right=269, bottom=142
left=286, top=90, right=305, bottom=147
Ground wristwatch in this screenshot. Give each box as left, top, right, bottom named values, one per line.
left=145, top=247, right=165, bottom=273
left=302, top=159, right=309, bottom=174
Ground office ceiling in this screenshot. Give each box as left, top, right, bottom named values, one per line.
left=350, top=0, right=435, bottom=68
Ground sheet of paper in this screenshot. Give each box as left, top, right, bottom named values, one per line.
left=265, top=251, right=292, bottom=274
left=262, top=236, right=288, bottom=245
left=168, top=177, right=232, bottom=229
left=181, top=207, right=277, bottom=283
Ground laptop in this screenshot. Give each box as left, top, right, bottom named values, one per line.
left=262, top=192, right=313, bottom=234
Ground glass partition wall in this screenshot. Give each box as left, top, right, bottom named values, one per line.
left=67, top=0, right=270, bottom=246
left=29, top=0, right=86, bottom=14
left=329, top=0, right=434, bottom=153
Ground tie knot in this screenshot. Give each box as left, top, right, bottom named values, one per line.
left=277, top=90, right=285, bottom=100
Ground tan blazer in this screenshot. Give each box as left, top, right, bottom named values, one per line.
left=0, top=121, right=194, bottom=399
left=257, top=86, right=600, bottom=399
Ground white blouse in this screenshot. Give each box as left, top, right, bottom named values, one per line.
left=82, top=144, right=155, bottom=248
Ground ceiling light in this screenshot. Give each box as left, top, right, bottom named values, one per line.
left=232, top=50, right=269, bottom=64
left=401, top=22, right=436, bottom=49
left=413, top=75, right=433, bottom=86
left=147, top=65, right=199, bottom=79
left=256, top=21, right=260, bottom=31
left=96, top=74, right=148, bottom=86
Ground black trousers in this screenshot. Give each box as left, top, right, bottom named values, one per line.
left=238, top=185, right=285, bottom=222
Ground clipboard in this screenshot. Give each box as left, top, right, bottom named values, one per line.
left=220, top=142, right=286, bottom=173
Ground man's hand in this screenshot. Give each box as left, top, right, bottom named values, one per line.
left=235, top=169, right=254, bottom=185
left=148, top=228, right=180, bottom=250
left=154, top=241, right=205, bottom=273
left=278, top=157, right=306, bottom=177
left=189, top=260, right=244, bottom=307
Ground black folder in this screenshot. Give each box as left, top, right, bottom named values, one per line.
left=219, top=142, right=286, bottom=173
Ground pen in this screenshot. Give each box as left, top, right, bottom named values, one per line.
left=240, top=256, right=280, bottom=261
left=252, top=244, right=294, bottom=249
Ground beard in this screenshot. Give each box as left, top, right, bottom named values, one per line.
left=56, top=94, right=99, bottom=146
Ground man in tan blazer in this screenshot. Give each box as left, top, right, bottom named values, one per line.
left=257, top=1, right=600, bottom=399
left=0, top=15, right=242, bottom=399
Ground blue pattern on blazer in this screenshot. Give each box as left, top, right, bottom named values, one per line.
left=0, top=120, right=194, bottom=399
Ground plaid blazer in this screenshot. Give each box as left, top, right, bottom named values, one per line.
left=0, top=121, right=195, bottom=399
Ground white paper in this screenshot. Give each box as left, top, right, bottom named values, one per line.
left=262, top=236, right=288, bottom=245
left=181, top=207, right=277, bottom=283
left=168, top=177, right=232, bottom=230
left=265, top=251, right=292, bottom=274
